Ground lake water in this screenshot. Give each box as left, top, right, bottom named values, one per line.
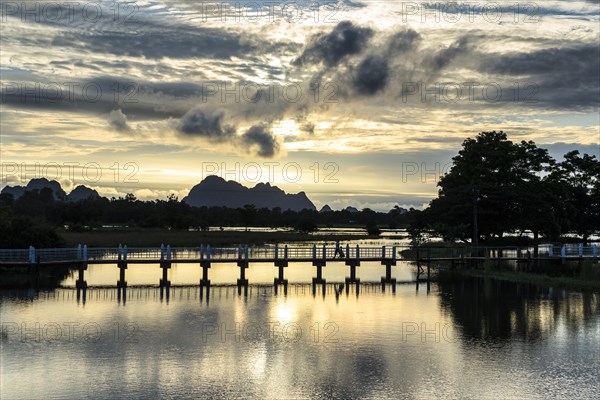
left=2, top=272, right=599, bottom=399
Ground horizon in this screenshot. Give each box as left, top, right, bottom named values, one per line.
left=1, top=174, right=411, bottom=212
left=1, top=139, right=596, bottom=211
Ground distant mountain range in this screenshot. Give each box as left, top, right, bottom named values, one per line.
left=320, top=204, right=361, bottom=213
left=1, top=176, right=408, bottom=213
left=68, top=185, right=101, bottom=201
left=319, top=204, right=333, bottom=213
left=0, top=176, right=316, bottom=211
left=182, top=175, right=316, bottom=211
left=0, top=178, right=100, bottom=202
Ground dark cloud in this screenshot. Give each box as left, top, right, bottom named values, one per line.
left=386, top=29, right=422, bottom=54
left=51, top=29, right=253, bottom=61
left=9, top=1, right=267, bottom=62
left=0, top=75, right=216, bottom=119
left=300, top=121, right=315, bottom=134
left=293, top=21, right=374, bottom=67
left=425, top=36, right=472, bottom=73
left=175, top=109, right=281, bottom=158
left=544, top=143, right=600, bottom=160
left=479, top=44, right=600, bottom=109
left=359, top=29, right=421, bottom=97
left=290, top=26, right=422, bottom=101
left=292, top=25, right=424, bottom=99
left=353, top=56, right=390, bottom=95
left=238, top=124, right=281, bottom=158
left=481, top=44, right=599, bottom=77
left=176, top=109, right=235, bottom=140
left=107, top=109, right=131, bottom=132
left=0, top=86, right=185, bottom=119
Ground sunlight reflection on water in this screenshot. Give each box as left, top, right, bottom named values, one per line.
left=1, top=280, right=599, bottom=399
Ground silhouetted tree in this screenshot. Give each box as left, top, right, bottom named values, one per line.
left=548, top=151, right=600, bottom=244
left=366, top=221, right=381, bottom=236
left=239, top=204, right=257, bottom=230
left=416, top=131, right=555, bottom=242
left=294, top=218, right=318, bottom=234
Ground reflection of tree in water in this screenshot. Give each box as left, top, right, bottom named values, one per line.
left=437, top=274, right=600, bottom=342
left=309, top=350, right=388, bottom=399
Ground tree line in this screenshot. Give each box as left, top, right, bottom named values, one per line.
left=0, top=191, right=410, bottom=247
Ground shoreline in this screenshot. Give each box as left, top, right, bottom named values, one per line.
left=444, top=268, right=600, bottom=292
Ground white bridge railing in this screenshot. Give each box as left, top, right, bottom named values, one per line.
left=0, top=243, right=598, bottom=263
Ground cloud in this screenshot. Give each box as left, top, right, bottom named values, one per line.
left=300, top=121, right=315, bottom=134
left=175, top=109, right=281, bottom=158
left=353, top=56, right=390, bottom=95
left=481, top=44, right=599, bottom=77
left=107, top=109, right=131, bottom=132
left=290, top=25, right=428, bottom=101
left=354, top=29, right=421, bottom=97
left=421, top=2, right=600, bottom=18
left=12, top=2, right=267, bottom=62
left=425, top=36, right=472, bottom=74
left=478, top=44, right=600, bottom=109
left=0, top=74, right=195, bottom=119
left=176, top=109, right=235, bottom=141
left=51, top=29, right=255, bottom=61
left=293, top=21, right=374, bottom=67
left=238, top=124, right=282, bottom=158
left=386, top=29, right=422, bottom=54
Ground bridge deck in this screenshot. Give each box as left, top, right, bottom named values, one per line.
left=1, top=243, right=597, bottom=266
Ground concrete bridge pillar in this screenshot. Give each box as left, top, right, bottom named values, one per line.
left=76, top=244, right=88, bottom=289
left=76, top=244, right=88, bottom=303
left=76, top=264, right=88, bottom=297
left=345, top=262, right=360, bottom=294
left=200, top=244, right=211, bottom=300
left=345, top=245, right=361, bottom=295
left=381, top=245, right=397, bottom=293
left=117, top=244, right=128, bottom=303
left=274, top=245, right=289, bottom=295
left=311, top=244, right=326, bottom=296
left=159, top=244, right=171, bottom=289
left=237, top=244, right=249, bottom=296
left=27, top=246, right=40, bottom=289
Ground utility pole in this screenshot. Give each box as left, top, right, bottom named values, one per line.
left=472, top=189, right=479, bottom=248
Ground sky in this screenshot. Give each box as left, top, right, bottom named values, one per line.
left=1, top=0, right=599, bottom=211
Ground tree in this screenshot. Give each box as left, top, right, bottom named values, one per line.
left=416, top=131, right=555, bottom=242
left=239, top=204, right=257, bottom=230
left=365, top=221, right=381, bottom=236
left=294, top=218, right=317, bottom=234
left=548, top=151, right=600, bottom=244
left=511, top=179, right=563, bottom=240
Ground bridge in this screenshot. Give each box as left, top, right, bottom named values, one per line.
left=1, top=243, right=598, bottom=299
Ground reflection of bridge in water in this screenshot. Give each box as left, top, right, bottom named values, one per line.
left=2, top=283, right=425, bottom=305
left=1, top=243, right=598, bottom=300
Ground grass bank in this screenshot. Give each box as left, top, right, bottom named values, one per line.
left=444, top=258, right=600, bottom=291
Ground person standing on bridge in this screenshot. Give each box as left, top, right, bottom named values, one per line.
left=334, top=241, right=345, bottom=259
